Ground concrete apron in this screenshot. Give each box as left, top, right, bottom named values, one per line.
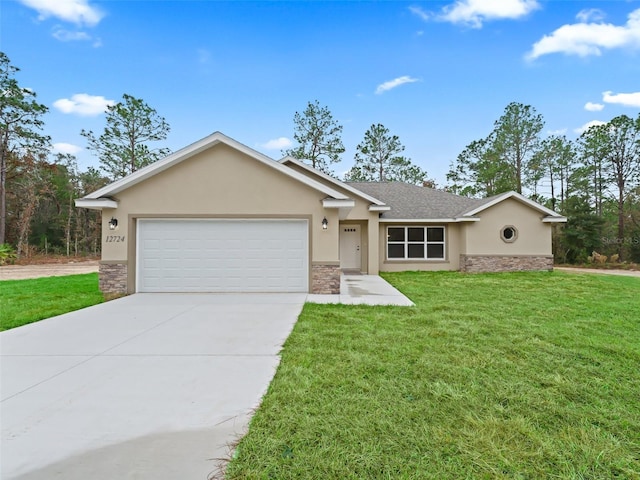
left=0, top=293, right=306, bottom=480
left=307, top=274, right=415, bottom=306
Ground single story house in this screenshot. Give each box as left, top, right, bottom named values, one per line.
left=76, top=132, right=567, bottom=295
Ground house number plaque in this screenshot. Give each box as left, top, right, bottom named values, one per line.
left=105, top=235, right=125, bottom=243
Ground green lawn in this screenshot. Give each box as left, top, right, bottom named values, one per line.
left=0, top=273, right=103, bottom=331
left=226, top=271, right=640, bottom=479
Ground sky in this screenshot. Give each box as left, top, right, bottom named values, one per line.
left=2, top=0, right=640, bottom=185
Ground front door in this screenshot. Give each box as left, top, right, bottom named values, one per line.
left=340, top=225, right=361, bottom=270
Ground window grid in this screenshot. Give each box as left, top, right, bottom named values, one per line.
left=387, top=226, right=445, bottom=260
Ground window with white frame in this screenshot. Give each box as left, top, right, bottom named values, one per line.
left=387, top=226, right=445, bottom=260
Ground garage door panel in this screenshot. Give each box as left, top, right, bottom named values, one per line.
left=137, top=219, right=308, bottom=293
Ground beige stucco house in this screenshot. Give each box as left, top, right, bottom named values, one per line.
left=76, top=132, right=567, bottom=295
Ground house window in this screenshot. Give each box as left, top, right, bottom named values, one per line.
left=500, top=225, right=518, bottom=243
left=387, top=226, right=445, bottom=260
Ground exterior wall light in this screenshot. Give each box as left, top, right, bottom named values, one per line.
left=109, top=217, right=118, bottom=230
left=322, top=217, right=328, bottom=230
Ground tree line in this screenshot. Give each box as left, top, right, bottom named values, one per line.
left=2, top=50, right=638, bottom=264
left=446, top=102, right=640, bottom=263
left=0, top=52, right=170, bottom=259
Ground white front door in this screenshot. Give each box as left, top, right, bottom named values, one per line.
left=340, top=225, right=361, bottom=270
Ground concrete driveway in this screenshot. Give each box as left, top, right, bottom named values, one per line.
left=1, top=293, right=306, bottom=480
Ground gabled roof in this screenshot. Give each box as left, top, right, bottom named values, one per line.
left=348, top=182, right=567, bottom=222
left=77, top=132, right=349, bottom=208
left=279, top=156, right=388, bottom=208
left=463, top=191, right=566, bottom=221
left=75, top=130, right=567, bottom=224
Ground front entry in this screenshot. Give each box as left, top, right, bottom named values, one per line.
left=340, top=225, right=361, bottom=271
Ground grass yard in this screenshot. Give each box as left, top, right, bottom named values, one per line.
left=226, top=271, right=640, bottom=479
left=0, top=273, right=103, bottom=331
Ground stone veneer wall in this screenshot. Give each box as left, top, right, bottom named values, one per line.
left=311, top=264, right=341, bottom=294
left=460, top=255, right=553, bottom=273
left=99, top=263, right=128, bottom=294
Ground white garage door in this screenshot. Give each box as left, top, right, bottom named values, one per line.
left=137, top=219, right=308, bottom=293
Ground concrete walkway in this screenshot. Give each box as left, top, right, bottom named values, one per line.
left=307, top=274, right=414, bottom=306
left=1, top=293, right=306, bottom=480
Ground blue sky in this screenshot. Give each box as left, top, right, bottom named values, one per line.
left=2, top=0, right=640, bottom=184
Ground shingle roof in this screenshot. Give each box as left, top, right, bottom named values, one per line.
left=347, top=182, right=489, bottom=219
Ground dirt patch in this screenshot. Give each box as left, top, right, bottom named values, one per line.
left=555, top=266, right=640, bottom=278
left=13, top=254, right=100, bottom=266
left=0, top=261, right=99, bottom=281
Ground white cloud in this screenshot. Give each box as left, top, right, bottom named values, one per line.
left=18, top=0, right=104, bottom=26
left=574, top=120, right=606, bottom=134
left=435, top=0, right=539, bottom=28
left=576, top=8, right=605, bottom=23
left=52, top=27, right=102, bottom=46
left=547, top=128, right=567, bottom=136
left=53, top=93, right=114, bottom=116
left=52, top=142, right=82, bottom=155
left=527, top=8, right=640, bottom=60
left=261, top=137, right=292, bottom=150
left=584, top=102, right=604, bottom=112
left=409, top=6, right=431, bottom=22
left=375, top=76, right=419, bottom=95
left=602, top=90, right=640, bottom=108
left=52, top=28, right=91, bottom=42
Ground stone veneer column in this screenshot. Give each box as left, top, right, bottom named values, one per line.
left=99, top=262, right=128, bottom=294
left=311, top=264, right=341, bottom=294
left=460, top=255, right=553, bottom=273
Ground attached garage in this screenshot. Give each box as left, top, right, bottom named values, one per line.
left=76, top=132, right=384, bottom=295
left=137, top=219, right=309, bottom=293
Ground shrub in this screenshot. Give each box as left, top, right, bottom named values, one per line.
left=591, top=251, right=607, bottom=264
left=0, top=243, right=17, bottom=265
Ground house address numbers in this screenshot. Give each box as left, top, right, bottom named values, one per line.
left=106, top=235, right=125, bottom=243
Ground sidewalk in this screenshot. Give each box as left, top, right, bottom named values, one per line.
left=307, top=274, right=414, bottom=306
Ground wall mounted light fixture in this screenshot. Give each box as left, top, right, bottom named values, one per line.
left=322, top=217, right=328, bottom=230
left=109, top=217, right=118, bottom=230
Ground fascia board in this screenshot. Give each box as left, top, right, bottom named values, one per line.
left=322, top=199, right=356, bottom=208
left=280, top=157, right=388, bottom=206
left=542, top=216, right=568, bottom=223
left=85, top=132, right=349, bottom=201
left=75, top=198, right=118, bottom=210
left=85, top=133, right=224, bottom=199
left=463, top=191, right=563, bottom=218
left=380, top=217, right=480, bottom=223
left=369, top=205, right=391, bottom=212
